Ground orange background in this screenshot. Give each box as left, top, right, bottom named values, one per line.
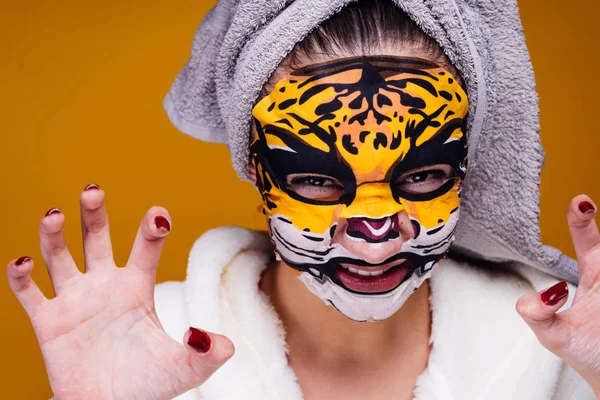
left=1, top=0, right=598, bottom=397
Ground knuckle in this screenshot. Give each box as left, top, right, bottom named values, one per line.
left=84, top=220, right=106, bottom=235
left=568, top=218, right=589, bottom=229
left=182, top=352, right=208, bottom=383
left=11, top=275, right=35, bottom=296
left=50, top=244, right=67, bottom=258
left=541, top=331, right=567, bottom=353
left=17, top=278, right=34, bottom=293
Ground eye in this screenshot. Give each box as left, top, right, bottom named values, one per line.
left=287, top=174, right=344, bottom=201
left=396, top=166, right=456, bottom=195
left=404, top=171, right=433, bottom=183
left=294, top=177, right=334, bottom=186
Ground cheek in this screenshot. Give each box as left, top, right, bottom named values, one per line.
left=262, top=184, right=342, bottom=234
left=402, top=182, right=461, bottom=230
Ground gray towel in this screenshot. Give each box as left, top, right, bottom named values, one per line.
left=163, top=0, right=578, bottom=283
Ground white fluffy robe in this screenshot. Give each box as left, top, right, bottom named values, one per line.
left=154, top=227, right=594, bottom=400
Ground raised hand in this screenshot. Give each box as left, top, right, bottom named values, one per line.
left=517, top=194, right=600, bottom=396
left=6, top=185, right=234, bottom=400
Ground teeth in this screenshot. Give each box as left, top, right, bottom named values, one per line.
left=340, top=265, right=388, bottom=276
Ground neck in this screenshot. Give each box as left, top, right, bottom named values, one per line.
left=259, top=261, right=432, bottom=371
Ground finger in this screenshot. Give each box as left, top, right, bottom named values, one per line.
left=126, top=206, right=171, bottom=279
left=179, top=327, right=235, bottom=388
left=516, top=281, right=570, bottom=353
left=39, top=208, right=80, bottom=294
left=6, top=257, right=49, bottom=318
left=567, top=194, right=599, bottom=261
left=80, top=184, right=114, bottom=271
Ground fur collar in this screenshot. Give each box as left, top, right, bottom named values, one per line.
left=155, top=227, right=584, bottom=399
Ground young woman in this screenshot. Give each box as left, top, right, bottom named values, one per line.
left=7, top=1, right=600, bottom=399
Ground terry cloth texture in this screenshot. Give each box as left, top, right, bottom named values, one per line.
left=152, top=226, right=594, bottom=399
left=163, top=0, right=578, bottom=283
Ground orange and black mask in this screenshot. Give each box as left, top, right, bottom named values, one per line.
left=251, top=56, right=469, bottom=321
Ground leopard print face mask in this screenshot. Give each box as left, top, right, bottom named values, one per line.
left=251, top=56, right=469, bottom=322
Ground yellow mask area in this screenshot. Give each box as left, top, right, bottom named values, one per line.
left=251, top=56, right=468, bottom=244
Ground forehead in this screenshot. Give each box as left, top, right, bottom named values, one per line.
left=252, top=56, right=469, bottom=181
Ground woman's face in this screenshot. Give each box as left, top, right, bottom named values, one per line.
left=250, top=56, right=468, bottom=321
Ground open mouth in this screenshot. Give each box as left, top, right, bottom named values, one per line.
left=334, top=260, right=410, bottom=294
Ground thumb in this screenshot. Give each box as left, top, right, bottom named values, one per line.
left=180, top=327, right=235, bottom=387
left=516, top=281, right=570, bottom=353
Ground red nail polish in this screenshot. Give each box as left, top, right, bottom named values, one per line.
left=84, top=183, right=100, bottom=191
left=187, top=327, right=211, bottom=353
left=45, top=208, right=61, bottom=217
left=154, top=216, right=171, bottom=232
left=541, top=281, right=568, bottom=306
left=578, top=201, right=595, bottom=214
left=15, top=256, right=31, bottom=266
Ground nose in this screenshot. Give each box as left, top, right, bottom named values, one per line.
left=339, top=183, right=401, bottom=220
left=333, top=182, right=415, bottom=264
left=346, top=215, right=400, bottom=242
left=334, top=212, right=415, bottom=264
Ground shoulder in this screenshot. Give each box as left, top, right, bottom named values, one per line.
left=420, top=257, right=593, bottom=399
left=154, top=226, right=273, bottom=341
left=438, top=255, right=578, bottom=307
left=176, top=227, right=301, bottom=399
left=186, top=226, right=272, bottom=263
left=434, top=255, right=535, bottom=294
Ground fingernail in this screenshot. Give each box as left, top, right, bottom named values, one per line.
left=45, top=208, right=61, bottom=217
left=578, top=201, right=595, bottom=214
left=154, top=216, right=171, bottom=232
left=187, top=327, right=211, bottom=353
left=541, top=281, right=568, bottom=306
left=15, top=256, right=31, bottom=266
left=84, top=183, right=100, bottom=191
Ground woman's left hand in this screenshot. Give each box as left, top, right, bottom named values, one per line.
left=516, top=194, right=600, bottom=396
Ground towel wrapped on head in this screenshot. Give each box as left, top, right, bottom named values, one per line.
left=163, top=0, right=578, bottom=283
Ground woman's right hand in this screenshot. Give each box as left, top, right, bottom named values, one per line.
left=6, top=186, right=234, bottom=400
